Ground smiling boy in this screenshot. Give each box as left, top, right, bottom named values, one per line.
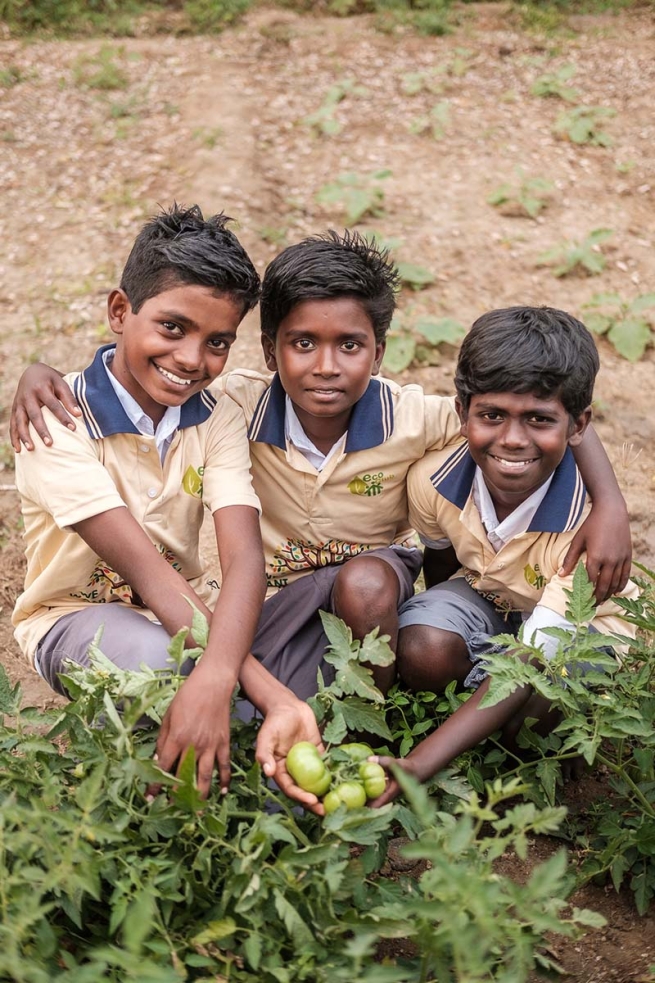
left=11, top=205, right=323, bottom=800
left=370, top=306, right=639, bottom=804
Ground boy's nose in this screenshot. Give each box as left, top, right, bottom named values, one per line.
left=174, top=340, right=203, bottom=372
left=314, top=347, right=339, bottom=376
left=500, top=419, right=528, bottom=447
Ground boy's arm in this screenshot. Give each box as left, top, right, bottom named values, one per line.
left=567, top=426, right=631, bottom=602
left=73, top=503, right=265, bottom=799
left=11, top=363, right=79, bottom=451
left=370, top=669, right=535, bottom=807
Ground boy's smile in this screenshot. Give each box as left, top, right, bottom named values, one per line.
left=108, top=284, right=243, bottom=426
left=262, top=297, right=385, bottom=453
left=458, top=391, right=590, bottom=519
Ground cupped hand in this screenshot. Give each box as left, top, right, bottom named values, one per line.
left=255, top=700, right=326, bottom=815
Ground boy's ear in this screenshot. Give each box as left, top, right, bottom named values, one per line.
left=107, top=289, right=130, bottom=336
left=372, top=341, right=386, bottom=376
left=261, top=333, right=278, bottom=372
left=455, top=397, right=468, bottom=436
left=567, top=406, right=592, bottom=447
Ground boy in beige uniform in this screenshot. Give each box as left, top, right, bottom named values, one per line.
left=370, top=307, right=638, bottom=805
left=12, top=205, right=324, bottom=803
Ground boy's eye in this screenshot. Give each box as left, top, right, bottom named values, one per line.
left=162, top=321, right=182, bottom=334
left=208, top=338, right=229, bottom=352
left=341, top=341, right=360, bottom=352
left=294, top=339, right=315, bottom=350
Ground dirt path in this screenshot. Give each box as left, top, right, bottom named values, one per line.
left=1, top=4, right=654, bottom=977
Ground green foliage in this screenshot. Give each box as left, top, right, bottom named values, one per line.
left=554, top=105, right=616, bottom=146
left=72, top=45, right=129, bottom=91
left=582, top=291, right=655, bottom=361
left=0, top=63, right=25, bottom=87
left=396, top=261, right=435, bottom=290
left=0, top=607, right=597, bottom=980
left=303, top=78, right=369, bottom=136
left=384, top=313, right=466, bottom=372
left=0, top=0, right=144, bottom=35
left=315, top=169, right=392, bottom=224
left=184, top=0, right=251, bottom=32
left=409, top=99, right=450, bottom=140
left=537, top=227, right=613, bottom=277
left=487, top=168, right=554, bottom=218
left=531, top=63, right=579, bottom=101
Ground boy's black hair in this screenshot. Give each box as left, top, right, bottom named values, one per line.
left=120, top=203, right=260, bottom=316
left=259, top=230, right=400, bottom=343
left=455, top=306, right=599, bottom=420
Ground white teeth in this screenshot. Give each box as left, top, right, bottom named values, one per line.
left=157, top=366, right=192, bottom=386
left=496, top=457, right=534, bottom=469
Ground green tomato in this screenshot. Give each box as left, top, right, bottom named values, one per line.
left=338, top=742, right=373, bottom=762
left=323, top=780, right=367, bottom=813
left=359, top=761, right=387, bottom=799
left=285, top=742, right=331, bottom=796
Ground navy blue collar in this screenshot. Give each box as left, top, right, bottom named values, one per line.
left=73, top=344, right=217, bottom=440
left=247, top=374, right=394, bottom=452
left=429, top=443, right=587, bottom=533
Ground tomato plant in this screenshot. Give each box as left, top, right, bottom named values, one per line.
left=285, top=741, right=331, bottom=796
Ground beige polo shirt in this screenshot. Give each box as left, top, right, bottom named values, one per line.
left=407, top=441, right=638, bottom=639
left=214, top=369, right=461, bottom=595
left=13, top=345, right=260, bottom=665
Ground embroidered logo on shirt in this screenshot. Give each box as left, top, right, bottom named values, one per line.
left=182, top=465, right=204, bottom=498
left=524, top=563, right=547, bottom=590
left=347, top=471, right=393, bottom=497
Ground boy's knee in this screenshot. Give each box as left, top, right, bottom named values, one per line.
left=333, top=556, right=399, bottom=621
left=397, top=624, right=469, bottom=693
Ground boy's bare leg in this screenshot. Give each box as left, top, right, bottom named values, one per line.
left=397, top=624, right=471, bottom=693
left=332, top=555, right=403, bottom=693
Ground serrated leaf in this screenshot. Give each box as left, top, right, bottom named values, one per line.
left=358, top=627, right=394, bottom=667
left=564, top=562, right=597, bottom=625
left=192, top=917, right=237, bottom=945
left=341, top=699, right=393, bottom=739
left=322, top=711, right=348, bottom=745
left=383, top=333, right=415, bottom=372
left=415, top=317, right=466, bottom=347
left=171, top=746, right=204, bottom=812
left=608, top=317, right=652, bottom=361
left=396, top=262, right=435, bottom=290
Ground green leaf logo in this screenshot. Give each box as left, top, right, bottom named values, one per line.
left=182, top=465, right=203, bottom=498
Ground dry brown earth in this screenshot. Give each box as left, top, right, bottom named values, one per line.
left=1, top=4, right=654, bottom=978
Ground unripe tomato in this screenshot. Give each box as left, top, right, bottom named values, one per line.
left=358, top=761, right=386, bottom=799
left=323, top=780, right=367, bottom=813
left=285, top=742, right=331, bottom=796
left=338, top=742, right=373, bottom=762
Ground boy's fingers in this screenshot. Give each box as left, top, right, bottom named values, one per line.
left=9, top=405, right=33, bottom=451
left=197, top=749, right=217, bottom=800
left=216, top=747, right=231, bottom=796
left=559, top=539, right=582, bottom=576
left=369, top=780, right=399, bottom=809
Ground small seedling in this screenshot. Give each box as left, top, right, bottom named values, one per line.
left=400, top=70, right=442, bottom=97
left=397, top=262, right=435, bottom=291
left=316, top=169, right=391, bottom=224
left=303, top=77, right=368, bottom=136
left=531, top=63, right=579, bottom=102
left=582, top=292, right=655, bottom=362
left=191, top=126, right=223, bottom=149
left=487, top=169, right=553, bottom=219
left=410, top=99, right=450, bottom=140
left=72, top=46, right=129, bottom=92
left=537, top=228, right=613, bottom=277
left=0, top=64, right=24, bottom=88
left=554, top=105, right=615, bottom=146
left=384, top=314, right=465, bottom=373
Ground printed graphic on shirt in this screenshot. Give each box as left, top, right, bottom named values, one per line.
left=463, top=569, right=520, bottom=618
left=347, top=471, right=394, bottom=497
left=182, top=465, right=204, bottom=498
left=69, top=547, right=182, bottom=606
left=524, top=562, right=547, bottom=590
left=270, top=538, right=370, bottom=580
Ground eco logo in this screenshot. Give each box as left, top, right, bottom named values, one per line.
left=182, top=465, right=204, bottom=498
left=524, top=562, right=547, bottom=590
left=348, top=471, right=388, bottom=497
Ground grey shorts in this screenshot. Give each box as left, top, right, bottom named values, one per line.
left=247, top=545, right=422, bottom=704
left=35, top=605, right=195, bottom=697
left=398, top=577, right=523, bottom=689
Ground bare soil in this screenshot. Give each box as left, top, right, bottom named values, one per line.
left=1, top=3, right=654, bottom=978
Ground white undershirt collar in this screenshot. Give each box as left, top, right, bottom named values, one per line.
left=285, top=395, right=346, bottom=471
left=473, top=467, right=554, bottom=552
left=102, top=349, right=180, bottom=462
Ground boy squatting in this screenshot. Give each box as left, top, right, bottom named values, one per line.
left=367, top=306, right=639, bottom=807
left=11, top=213, right=633, bottom=807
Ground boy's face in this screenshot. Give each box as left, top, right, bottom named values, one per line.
left=107, top=284, right=242, bottom=425
left=457, top=391, right=591, bottom=515
left=261, top=297, right=385, bottom=446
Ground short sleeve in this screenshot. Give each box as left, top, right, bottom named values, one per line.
left=424, top=395, right=462, bottom=451
left=14, top=411, right=126, bottom=530
left=201, top=393, right=261, bottom=514
left=406, top=454, right=447, bottom=544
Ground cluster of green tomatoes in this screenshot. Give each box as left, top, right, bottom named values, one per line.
left=285, top=741, right=387, bottom=812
